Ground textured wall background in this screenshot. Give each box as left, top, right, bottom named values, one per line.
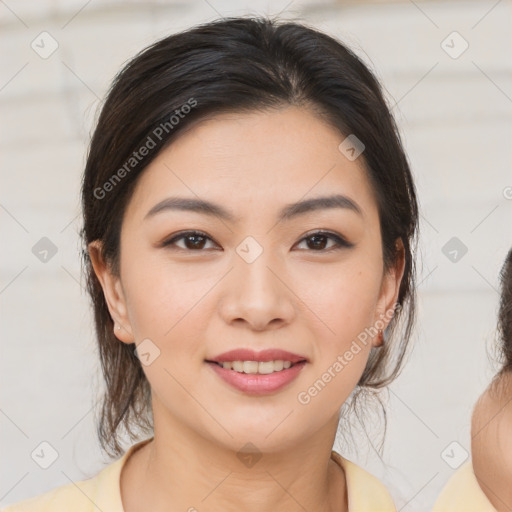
left=1, top=1, right=511, bottom=510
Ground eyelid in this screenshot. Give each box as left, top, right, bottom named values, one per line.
left=161, top=229, right=354, bottom=252
left=301, top=228, right=349, bottom=242
left=162, top=230, right=220, bottom=250
left=297, top=229, right=354, bottom=250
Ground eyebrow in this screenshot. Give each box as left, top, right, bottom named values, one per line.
left=144, top=194, right=363, bottom=223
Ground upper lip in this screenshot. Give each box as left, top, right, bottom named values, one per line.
left=206, top=349, right=308, bottom=364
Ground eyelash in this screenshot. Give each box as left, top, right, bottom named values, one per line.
left=161, top=230, right=354, bottom=252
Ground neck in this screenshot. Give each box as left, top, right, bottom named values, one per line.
left=120, top=405, right=347, bottom=512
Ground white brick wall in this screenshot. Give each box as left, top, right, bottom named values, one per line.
left=1, top=1, right=511, bottom=510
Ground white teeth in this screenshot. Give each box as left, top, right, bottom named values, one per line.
left=273, top=360, right=284, bottom=371
left=218, top=360, right=299, bottom=374
left=243, top=361, right=259, bottom=373
left=232, top=361, right=244, bottom=372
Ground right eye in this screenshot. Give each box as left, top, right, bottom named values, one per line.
left=161, top=230, right=220, bottom=251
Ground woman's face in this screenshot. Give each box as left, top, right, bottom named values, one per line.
left=90, top=106, right=404, bottom=453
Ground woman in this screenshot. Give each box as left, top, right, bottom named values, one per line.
left=2, top=15, right=419, bottom=512
left=433, top=248, right=512, bottom=512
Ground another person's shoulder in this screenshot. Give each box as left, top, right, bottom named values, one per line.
left=331, top=450, right=396, bottom=512
left=432, top=460, right=497, bottom=512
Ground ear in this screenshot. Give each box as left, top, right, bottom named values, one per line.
left=373, top=238, right=406, bottom=346
left=88, top=240, right=134, bottom=344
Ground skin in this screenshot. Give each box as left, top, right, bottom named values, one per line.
left=471, top=371, right=512, bottom=512
left=89, top=105, right=405, bottom=512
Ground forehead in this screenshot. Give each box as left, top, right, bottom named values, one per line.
left=124, top=106, right=378, bottom=224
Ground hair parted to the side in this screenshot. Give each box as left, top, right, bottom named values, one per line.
left=79, top=14, right=419, bottom=459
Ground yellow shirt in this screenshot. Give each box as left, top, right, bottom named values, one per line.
left=1, top=438, right=396, bottom=512
left=432, top=461, right=497, bottom=512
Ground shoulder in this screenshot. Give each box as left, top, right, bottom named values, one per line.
left=0, top=476, right=101, bottom=512
left=0, top=452, right=129, bottom=512
left=331, top=451, right=396, bottom=512
left=432, top=461, right=497, bottom=512
left=1, top=438, right=153, bottom=512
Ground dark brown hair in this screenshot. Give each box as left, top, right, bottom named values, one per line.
left=497, top=248, right=512, bottom=374
left=477, top=247, right=512, bottom=406
left=79, top=15, right=419, bottom=459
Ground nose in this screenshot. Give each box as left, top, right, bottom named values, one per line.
left=218, top=252, right=296, bottom=331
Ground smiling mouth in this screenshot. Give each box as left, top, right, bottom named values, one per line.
left=205, top=360, right=307, bottom=375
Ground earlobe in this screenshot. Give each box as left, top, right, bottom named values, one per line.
left=373, top=239, right=406, bottom=345
left=88, top=240, right=134, bottom=344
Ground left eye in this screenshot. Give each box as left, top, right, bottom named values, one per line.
left=295, top=231, right=353, bottom=251
left=162, top=230, right=352, bottom=252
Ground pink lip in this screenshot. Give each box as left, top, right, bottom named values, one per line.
left=206, top=348, right=308, bottom=364
left=207, top=360, right=307, bottom=395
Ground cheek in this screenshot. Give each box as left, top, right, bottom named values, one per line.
left=496, top=412, right=512, bottom=483
left=121, top=247, right=217, bottom=341
left=296, top=260, right=382, bottom=343
left=291, top=265, right=381, bottom=409
left=122, top=273, right=211, bottom=407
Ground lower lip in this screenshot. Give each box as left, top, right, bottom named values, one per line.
left=206, top=361, right=307, bottom=395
